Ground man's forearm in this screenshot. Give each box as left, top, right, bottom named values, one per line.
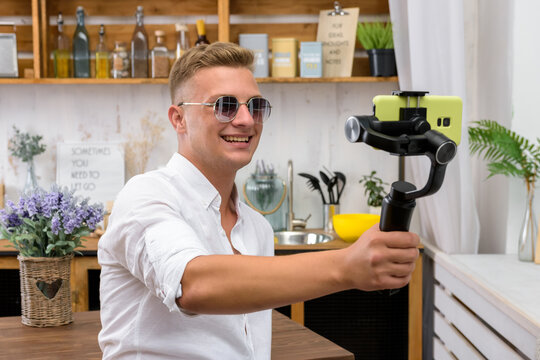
left=177, top=226, right=420, bottom=314
left=177, top=249, right=349, bottom=314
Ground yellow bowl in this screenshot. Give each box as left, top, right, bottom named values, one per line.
left=333, top=213, right=380, bottom=243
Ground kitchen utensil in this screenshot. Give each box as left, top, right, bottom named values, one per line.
left=298, top=172, right=327, bottom=204
left=334, top=171, right=346, bottom=202
left=327, top=176, right=338, bottom=204
left=332, top=213, right=380, bottom=242
left=319, top=171, right=334, bottom=204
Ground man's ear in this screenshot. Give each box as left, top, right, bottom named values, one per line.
left=168, top=105, right=187, bottom=134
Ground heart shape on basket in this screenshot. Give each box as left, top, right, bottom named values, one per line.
left=36, top=279, right=63, bottom=299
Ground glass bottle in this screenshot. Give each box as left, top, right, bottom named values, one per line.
left=95, top=24, right=110, bottom=79
left=72, top=6, right=90, bottom=78
left=131, top=6, right=148, bottom=78
left=111, top=41, right=130, bottom=78
left=195, top=19, right=210, bottom=46
left=53, top=12, right=71, bottom=78
left=151, top=30, right=170, bottom=78
left=174, top=23, right=190, bottom=60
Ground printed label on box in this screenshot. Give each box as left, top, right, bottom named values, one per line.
left=300, top=42, right=323, bottom=78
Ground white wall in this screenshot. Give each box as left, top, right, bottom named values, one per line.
left=0, top=81, right=399, bottom=229
left=507, top=0, right=540, bottom=254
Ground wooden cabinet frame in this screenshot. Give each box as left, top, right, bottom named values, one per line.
left=1, top=0, right=397, bottom=84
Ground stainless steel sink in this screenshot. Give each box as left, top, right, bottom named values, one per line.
left=274, top=231, right=333, bottom=245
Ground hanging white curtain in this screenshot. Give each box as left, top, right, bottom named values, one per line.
left=388, top=0, right=480, bottom=253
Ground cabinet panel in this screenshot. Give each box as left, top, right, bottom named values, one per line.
left=304, top=288, right=409, bottom=360
left=0, top=0, right=32, bottom=15
left=46, top=0, right=218, bottom=16
left=230, top=0, right=389, bottom=15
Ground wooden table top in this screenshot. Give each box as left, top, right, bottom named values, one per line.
left=0, top=310, right=353, bottom=360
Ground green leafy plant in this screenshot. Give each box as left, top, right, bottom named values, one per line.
left=0, top=186, right=104, bottom=257
left=468, top=120, right=540, bottom=193
left=356, top=22, right=394, bottom=50
left=8, top=126, right=46, bottom=163
left=359, top=171, right=388, bottom=207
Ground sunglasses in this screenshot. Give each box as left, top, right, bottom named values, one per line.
left=178, top=96, right=272, bottom=123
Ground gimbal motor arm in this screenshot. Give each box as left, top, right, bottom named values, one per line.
left=344, top=114, right=457, bottom=232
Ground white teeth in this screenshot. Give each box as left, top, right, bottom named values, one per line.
left=223, top=136, right=249, bottom=143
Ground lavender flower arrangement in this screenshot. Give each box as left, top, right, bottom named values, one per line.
left=0, top=186, right=104, bottom=257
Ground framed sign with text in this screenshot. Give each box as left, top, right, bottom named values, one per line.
left=56, top=142, right=124, bottom=205
left=316, top=7, right=359, bottom=77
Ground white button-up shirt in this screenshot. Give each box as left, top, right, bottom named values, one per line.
left=98, top=153, right=274, bottom=359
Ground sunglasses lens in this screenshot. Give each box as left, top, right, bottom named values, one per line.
left=248, top=98, right=271, bottom=123
left=215, top=96, right=239, bottom=122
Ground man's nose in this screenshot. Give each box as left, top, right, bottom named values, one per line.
left=231, top=103, right=255, bottom=126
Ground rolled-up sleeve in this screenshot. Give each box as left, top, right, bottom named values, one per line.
left=142, top=220, right=209, bottom=312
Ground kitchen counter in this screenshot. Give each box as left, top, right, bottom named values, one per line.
left=0, top=310, right=353, bottom=360
left=1, top=230, right=352, bottom=255
left=424, top=242, right=540, bottom=359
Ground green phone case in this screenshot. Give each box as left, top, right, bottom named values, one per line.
left=372, top=95, right=462, bottom=145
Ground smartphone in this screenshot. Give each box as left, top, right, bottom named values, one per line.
left=372, top=95, right=462, bottom=145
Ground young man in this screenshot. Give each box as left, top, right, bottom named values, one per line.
left=98, top=42, right=419, bottom=359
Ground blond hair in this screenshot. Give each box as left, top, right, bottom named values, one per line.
left=168, top=42, right=254, bottom=104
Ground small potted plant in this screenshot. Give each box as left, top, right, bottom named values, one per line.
left=469, top=120, right=540, bottom=262
left=0, top=186, right=104, bottom=327
left=8, top=126, right=46, bottom=193
left=356, top=22, right=396, bottom=77
left=359, top=170, right=388, bottom=214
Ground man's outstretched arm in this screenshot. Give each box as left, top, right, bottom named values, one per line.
left=177, top=225, right=420, bottom=314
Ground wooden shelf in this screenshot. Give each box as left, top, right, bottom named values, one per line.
left=0, top=78, right=168, bottom=85
left=0, top=76, right=397, bottom=85
left=257, top=76, right=398, bottom=83
left=3, top=0, right=393, bottom=82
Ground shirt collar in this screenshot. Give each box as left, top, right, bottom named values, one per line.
left=167, top=153, right=221, bottom=210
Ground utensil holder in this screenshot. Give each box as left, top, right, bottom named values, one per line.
left=323, top=204, right=339, bottom=233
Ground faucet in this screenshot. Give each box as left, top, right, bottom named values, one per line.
left=287, top=160, right=310, bottom=231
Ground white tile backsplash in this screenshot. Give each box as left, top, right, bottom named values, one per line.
left=0, top=81, right=399, bottom=229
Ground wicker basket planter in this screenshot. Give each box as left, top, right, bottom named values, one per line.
left=18, top=254, right=73, bottom=327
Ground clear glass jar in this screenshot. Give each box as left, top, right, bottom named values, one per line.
left=174, top=23, right=190, bottom=60
left=244, top=173, right=287, bottom=232
left=151, top=30, right=170, bottom=78
left=111, top=41, right=130, bottom=78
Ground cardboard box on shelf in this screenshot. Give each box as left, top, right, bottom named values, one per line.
left=239, top=34, right=269, bottom=78
left=272, top=38, right=298, bottom=78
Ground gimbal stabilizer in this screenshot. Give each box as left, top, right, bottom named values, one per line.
left=344, top=91, right=459, bottom=232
